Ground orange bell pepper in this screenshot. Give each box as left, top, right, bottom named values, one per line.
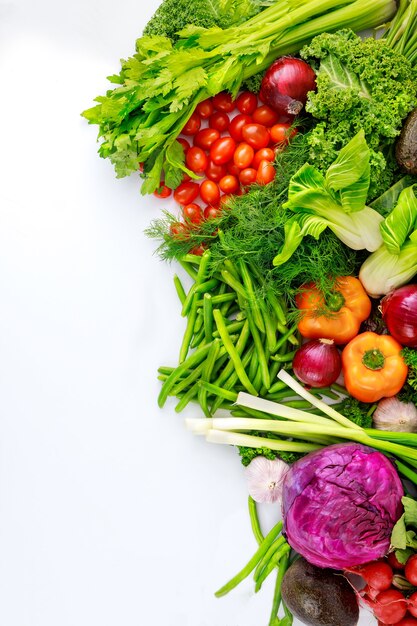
left=296, top=276, right=371, bottom=345
left=342, top=332, right=408, bottom=403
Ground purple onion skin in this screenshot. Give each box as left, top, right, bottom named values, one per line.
left=292, top=339, right=342, bottom=388
left=381, top=285, right=417, bottom=347
left=282, top=443, right=403, bottom=569
left=259, top=57, right=316, bottom=116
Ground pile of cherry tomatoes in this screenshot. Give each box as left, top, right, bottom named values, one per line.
left=348, top=554, right=417, bottom=625
left=153, top=90, right=297, bottom=251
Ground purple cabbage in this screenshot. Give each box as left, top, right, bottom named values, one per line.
left=282, top=443, right=403, bottom=569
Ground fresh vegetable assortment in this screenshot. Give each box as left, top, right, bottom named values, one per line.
left=83, top=0, right=417, bottom=624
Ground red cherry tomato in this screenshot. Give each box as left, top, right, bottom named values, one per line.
left=181, top=112, right=201, bottom=135
left=174, top=181, right=200, bottom=205
left=242, top=123, right=270, bottom=149
left=183, top=202, right=203, bottom=224
left=256, top=159, right=275, bottom=185
left=406, top=555, right=417, bottom=585
left=176, top=138, right=190, bottom=153
left=239, top=167, right=257, bottom=186
left=213, top=91, right=235, bottom=112
left=236, top=91, right=258, bottom=115
left=200, top=179, right=220, bottom=206
left=252, top=105, right=279, bottom=126
left=153, top=183, right=172, bottom=199
left=220, top=194, right=232, bottom=207
left=185, top=146, right=208, bottom=173
left=194, top=128, right=221, bottom=150
left=204, top=205, right=222, bottom=220
left=229, top=114, right=253, bottom=142
left=170, top=221, right=189, bottom=239
left=408, top=591, right=417, bottom=617
left=252, top=147, right=275, bottom=169
left=205, top=159, right=228, bottom=182
left=209, top=111, right=230, bottom=132
left=233, top=143, right=254, bottom=169
left=227, top=162, right=242, bottom=177
left=270, top=123, right=298, bottom=144
left=210, top=137, right=236, bottom=165
left=190, top=244, right=206, bottom=256
left=219, top=174, right=239, bottom=194
left=196, top=98, right=214, bottom=119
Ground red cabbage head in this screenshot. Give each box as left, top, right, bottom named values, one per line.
left=282, top=443, right=404, bottom=569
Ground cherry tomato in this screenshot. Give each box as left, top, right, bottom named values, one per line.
left=200, top=179, right=220, bottom=206
left=227, top=162, right=242, bottom=177
left=185, top=146, right=208, bottom=173
left=181, top=112, right=201, bottom=135
left=252, top=147, right=275, bottom=169
left=373, top=589, right=407, bottom=624
left=170, top=221, right=189, bottom=239
left=204, top=205, right=221, bottom=220
left=205, top=159, right=228, bottom=182
left=196, top=98, right=214, bottom=119
left=270, top=123, right=298, bottom=144
left=210, top=137, right=236, bottom=165
left=387, top=552, right=405, bottom=570
left=252, top=104, right=279, bottom=126
left=256, top=159, right=275, bottom=185
left=176, top=137, right=190, bottom=153
left=220, top=194, right=232, bottom=207
left=209, top=111, right=230, bottom=132
left=236, top=91, right=258, bottom=115
left=213, top=91, right=235, bottom=112
left=229, top=114, right=253, bottom=142
left=408, top=591, right=417, bottom=617
left=190, top=244, right=206, bottom=256
left=239, top=167, right=257, bottom=186
left=242, top=123, right=270, bottom=149
left=183, top=203, right=203, bottom=224
left=406, top=555, right=417, bottom=585
left=174, top=181, right=200, bottom=205
left=194, top=128, right=220, bottom=150
left=219, top=174, right=239, bottom=194
left=153, top=183, right=172, bottom=199
left=233, top=142, right=254, bottom=169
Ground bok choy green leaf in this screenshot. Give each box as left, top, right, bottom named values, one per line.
left=273, top=131, right=383, bottom=267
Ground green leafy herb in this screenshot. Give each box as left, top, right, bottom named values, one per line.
left=391, top=496, right=417, bottom=553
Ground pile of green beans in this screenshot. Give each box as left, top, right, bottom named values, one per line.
left=157, top=250, right=302, bottom=416
left=215, top=496, right=294, bottom=626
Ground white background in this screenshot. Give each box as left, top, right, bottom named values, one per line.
left=0, top=1, right=375, bottom=625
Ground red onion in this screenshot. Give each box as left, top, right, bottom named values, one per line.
left=292, top=338, right=342, bottom=388
left=380, top=284, right=417, bottom=347
left=259, top=57, right=316, bottom=117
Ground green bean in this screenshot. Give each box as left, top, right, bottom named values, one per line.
left=248, top=348, right=259, bottom=382
left=262, top=308, right=279, bottom=354
left=238, top=259, right=265, bottom=333
left=271, top=349, right=297, bottom=363
left=214, top=521, right=283, bottom=597
left=213, top=320, right=245, bottom=337
left=267, top=380, right=289, bottom=395
left=246, top=307, right=270, bottom=390
left=223, top=258, right=241, bottom=281
left=274, top=323, right=299, bottom=352
left=173, top=274, right=187, bottom=305
left=194, top=278, right=219, bottom=294
left=213, top=310, right=258, bottom=395
left=190, top=324, right=206, bottom=349
left=266, top=292, right=287, bottom=326
left=175, top=382, right=199, bottom=412
left=255, top=544, right=291, bottom=592
left=181, top=253, right=202, bottom=265
left=181, top=251, right=213, bottom=316
left=196, top=293, right=235, bottom=308
left=213, top=320, right=251, bottom=388
left=158, top=366, right=189, bottom=376
left=248, top=496, right=264, bottom=545
left=220, top=269, right=248, bottom=300
left=179, top=294, right=199, bottom=363
left=252, top=364, right=263, bottom=393
left=198, top=340, right=221, bottom=416
left=158, top=343, right=213, bottom=407
left=178, top=259, right=198, bottom=281
left=193, top=308, right=204, bottom=335
left=203, top=293, right=214, bottom=344
left=210, top=344, right=254, bottom=414
left=171, top=362, right=205, bottom=396
left=198, top=380, right=238, bottom=403
left=268, top=552, right=291, bottom=626
left=254, top=534, right=286, bottom=581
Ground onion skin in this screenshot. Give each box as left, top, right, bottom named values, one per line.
left=381, top=285, right=417, bottom=347
left=260, top=57, right=316, bottom=117
left=292, top=338, right=342, bottom=388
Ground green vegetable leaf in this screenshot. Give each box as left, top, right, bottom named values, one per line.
left=140, top=150, right=165, bottom=195
left=380, top=185, right=417, bottom=254
left=325, top=130, right=369, bottom=194
left=403, top=495, right=417, bottom=526
left=391, top=512, right=407, bottom=550
left=395, top=548, right=415, bottom=565
left=273, top=216, right=328, bottom=267
left=287, top=163, right=326, bottom=198
left=319, top=52, right=371, bottom=101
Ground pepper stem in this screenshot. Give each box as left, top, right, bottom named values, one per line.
left=325, top=290, right=345, bottom=312
left=362, top=348, right=385, bottom=370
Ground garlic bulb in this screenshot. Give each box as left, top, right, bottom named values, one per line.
left=245, top=456, right=289, bottom=504
left=373, top=397, right=417, bottom=432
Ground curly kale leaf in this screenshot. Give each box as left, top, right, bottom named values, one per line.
left=301, top=30, right=417, bottom=200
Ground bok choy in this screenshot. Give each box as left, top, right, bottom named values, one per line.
left=273, top=130, right=383, bottom=266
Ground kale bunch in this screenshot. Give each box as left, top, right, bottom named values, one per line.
left=301, top=30, right=417, bottom=200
